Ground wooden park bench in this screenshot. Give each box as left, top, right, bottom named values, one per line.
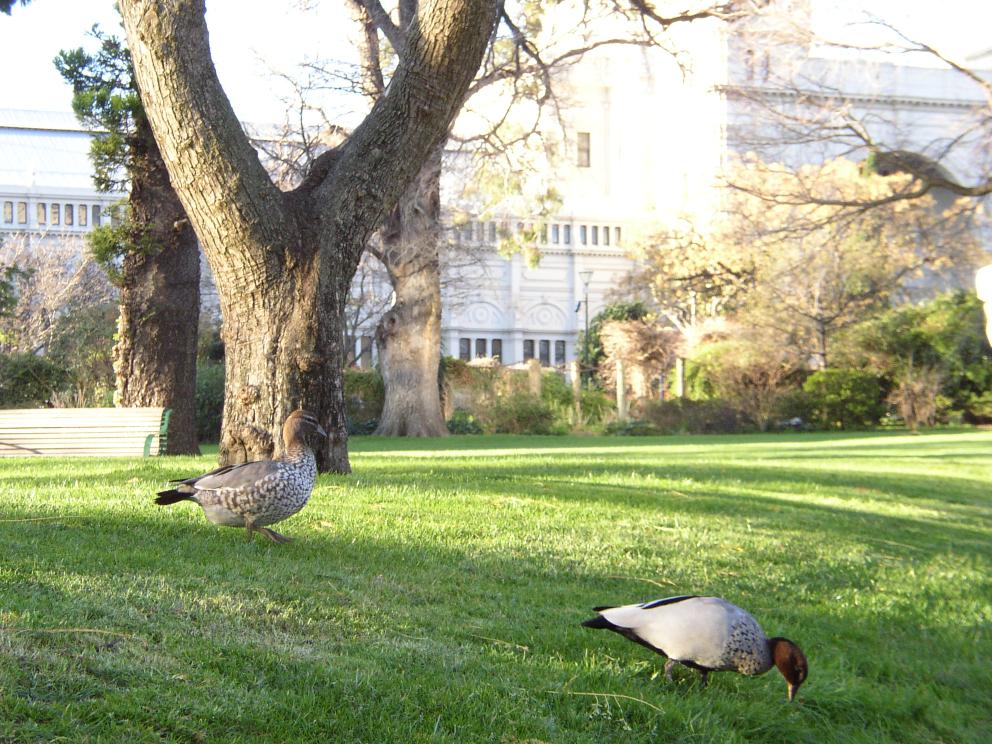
left=0, top=407, right=171, bottom=457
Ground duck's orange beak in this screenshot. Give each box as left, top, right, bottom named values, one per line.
left=787, top=682, right=798, bottom=702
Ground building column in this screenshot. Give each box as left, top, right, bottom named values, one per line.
left=510, top=330, right=524, bottom=365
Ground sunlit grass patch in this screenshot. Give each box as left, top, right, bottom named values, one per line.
left=2, top=430, right=990, bottom=742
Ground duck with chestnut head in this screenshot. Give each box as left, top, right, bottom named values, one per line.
left=582, top=595, right=808, bottom=701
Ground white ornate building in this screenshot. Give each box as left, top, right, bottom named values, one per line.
left=4, top=3, right=989, bottom=370
left=436, top=2, right=990, bottom=367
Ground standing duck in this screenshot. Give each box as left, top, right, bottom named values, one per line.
left=582, top=595, right=808, bottom=701
left=155, top=409, right=326, bottom=543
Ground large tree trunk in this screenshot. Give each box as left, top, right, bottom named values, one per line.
left=374, top=148, right=447, bottom=437
left=119, top=0, right=497, bottom=471
left=215, top=247, right=352, bottom=472
left=113, top=118, right=200, bottom=455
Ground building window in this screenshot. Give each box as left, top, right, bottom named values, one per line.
left=37, top=203, right=47, bottom=225
left=475, top=338, right=487, bottom=358
left=78, top=205, right=88, bottom=227
left=65, top=204, right=74, bottom=226
left=563, top=225, right=572, bottom=245
left=92, top=205, right=102, bottom=227
left=523, top=339, right=535, bottom=361
left=591, top=226, right=599, bottom=245
left=459, top=338, right=471, bottom=360
left=614, top=226, right=621, bottom=244
left=541, top=224, right=548, bottom=243
left=555, top=340, right=566, bottom=365
left=491, top=339, right=502, bottom=361
left=488, top=221, right=497, bottom=242
left=539, top=340, right=551, bottom=366
left=577, top=131, right=591, bottom=167
left=2, top=202, right=11, bottom=223
left=51, top=203, right=61, bottom=225
left=579, top=225, right=587, bottom=245
left=603, top=225, right=610, bottom=246
left=16, top=202, right=27, bottom=224
left=551, top=224, right=559, bottom=244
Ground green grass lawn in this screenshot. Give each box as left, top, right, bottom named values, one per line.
left=1, top=430, right=990, bottom=743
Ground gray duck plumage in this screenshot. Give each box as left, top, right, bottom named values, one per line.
left=582, top=595, right=808, bottom=701
left=155, top=409, right=327, bottom=543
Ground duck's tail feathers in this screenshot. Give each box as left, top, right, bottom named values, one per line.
left=155, top=489, right=192, bottom=506
left=581, top=610, right=618, bottom=630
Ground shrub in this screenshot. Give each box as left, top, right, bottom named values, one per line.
left=0, top=352, right=70, bottom=407
left=482, top=393, right=560, bottom=435
left=803, top=369, right=885, bottom=429
left=46, top=302, right=117, bottom=405
left=195, top=360, right=224, bottom=442
left=604, top=419, right=661, bottom=436
left=637, top=398, right=744, bottom=434
left=579, top=301, right=651, bottom=374
left=836, top=291, right=992, bottom=422
left=343, top=367, right=384, bottom=432
left=446, top=409, right=483, bottom=434
left=347, top=418, right=379, bottom=436
left=577, top=388, right=613, bottom=422
left=540, top=371, right=574, bottom=408
left=772, top=388, right=816, bottom=428
left=887, top=366, right=945, bottom=431
left=685, top=335, right=800, bottom=431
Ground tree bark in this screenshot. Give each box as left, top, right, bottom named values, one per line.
left=118, top=0, right=498, bottom=471
left=112, top=110, right=200, bottom=454
left=373, top=147, right=448, bottom=436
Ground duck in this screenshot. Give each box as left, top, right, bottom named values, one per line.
left=154, top=409, right=326, bottom=543
left=582, top=595, right=808, bottom=701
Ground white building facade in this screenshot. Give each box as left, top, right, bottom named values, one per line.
left=0, top=110, right=122, bottom=250
left=4, top=3, right=988, bottom=370
left=436, top=2, right=990, bottom=368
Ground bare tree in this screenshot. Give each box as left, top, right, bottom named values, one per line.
left=0, top=237, right=115, bottom=356
left=724, top=10, right=992, bottom=216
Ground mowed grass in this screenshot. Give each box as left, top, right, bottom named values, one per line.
left=1, top=431, right=990, bottom=743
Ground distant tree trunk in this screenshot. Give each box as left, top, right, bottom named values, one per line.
left=814, top=319, right=828, bottom=369
left=113, top=120, right=200, bottom=454
left=119, top=0, right=497, bottom=471
left=374, top=265, right=447, bottom=436
left=373, top=147, right=448, bottom=437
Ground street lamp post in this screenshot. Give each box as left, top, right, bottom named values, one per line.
left=578, top=270, right=593, bottom=386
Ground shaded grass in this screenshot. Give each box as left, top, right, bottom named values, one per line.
left=1, top=430, right=990, bottom=742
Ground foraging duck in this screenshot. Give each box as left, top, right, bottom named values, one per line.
left=582, top=595, right=808, bottom=701
left=155, top=409, right=326, bottom=543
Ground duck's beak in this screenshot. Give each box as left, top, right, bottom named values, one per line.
left=316, top=424, right=328, bottom=438
left=787, top=683, right=798, bottom=702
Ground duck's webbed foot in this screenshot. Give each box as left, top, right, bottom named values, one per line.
left=698, top=670, right=709, bottom=687
left=258, top=527, right=292, bottom=543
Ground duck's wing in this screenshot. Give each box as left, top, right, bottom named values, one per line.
left=597, top=596, right=742, bottom=667
left=172, top=459, right=282, bottom=491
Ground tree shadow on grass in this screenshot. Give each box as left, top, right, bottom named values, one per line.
left=2, top=491, right=990, bottom=744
